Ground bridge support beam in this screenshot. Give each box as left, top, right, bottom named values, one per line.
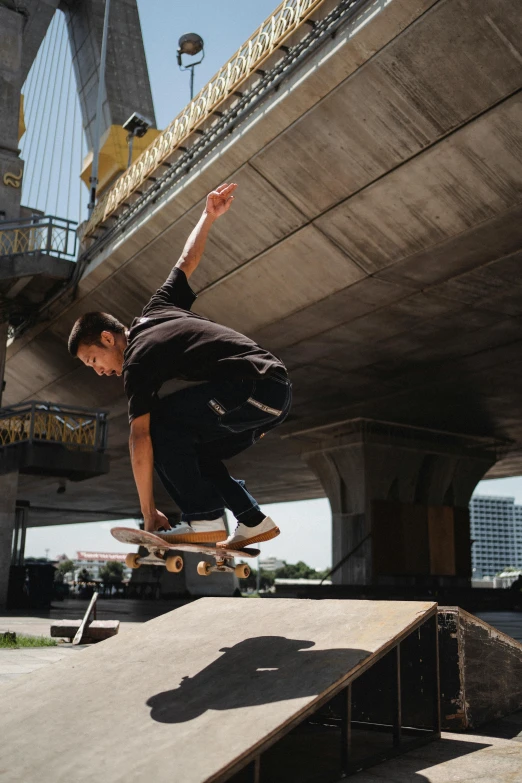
left=0, top=471, right=18, bottom=610
left=60, top=0, right=156, bottom=148
left=295, top=420, right=498, bottom=587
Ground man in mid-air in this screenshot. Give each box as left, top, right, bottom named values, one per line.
left=68, top=183, right=291, bottom=550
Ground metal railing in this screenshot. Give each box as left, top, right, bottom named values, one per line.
left=0, top=215, right=78, bottom=259
left=82, top=0, right=330, bottom=238
left=0, top=402, right=107, bottom=451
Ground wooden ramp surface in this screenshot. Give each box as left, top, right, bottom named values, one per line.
left=0, top=598, right=435, bottom=783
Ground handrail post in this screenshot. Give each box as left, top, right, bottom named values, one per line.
left=72, top=220, right=77, bottom=257
left=28, top=402, right=36, bottom=443
left=46, top=218, right=52, bottom=254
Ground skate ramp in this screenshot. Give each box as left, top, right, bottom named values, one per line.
left=0, top=598, right=437, bottom=782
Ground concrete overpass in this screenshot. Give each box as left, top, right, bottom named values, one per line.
left=3, top=0, right=522, bottom=585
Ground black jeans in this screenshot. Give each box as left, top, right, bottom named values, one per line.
left=149, top=372, right=292, bottom=523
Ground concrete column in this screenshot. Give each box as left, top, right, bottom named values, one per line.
left=293, top=419, right=498, bottom=586
left=0, top=471, right=19, bottom=610
left=0, top=5, right=24, bottom=220
left=0, top=321, right=8, bottom=406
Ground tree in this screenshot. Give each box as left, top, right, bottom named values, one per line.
left=99, top=561, right=125, bottom=586
left=77, top=568, right=92, bottom=583
left=274, top=561, right=330, bottom=580
left=55, top=559, right=75, bottom=581
left=240, top=566, right=275, bottom=592
left=275, top=561, right=317, bottom=579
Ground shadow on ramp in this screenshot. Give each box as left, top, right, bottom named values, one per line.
left=147, top=635, right=370, bottom=724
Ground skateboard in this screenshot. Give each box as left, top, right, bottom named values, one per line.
left=111, top=526, right=259, bottom=579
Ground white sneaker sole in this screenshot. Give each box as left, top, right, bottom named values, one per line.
left=159, top=530, right=225, bottom=544
left=216, top=526, right=280, bottom=550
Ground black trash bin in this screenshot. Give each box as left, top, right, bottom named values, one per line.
left=6, top=566, right=27, bottom=609
left=25, top=563, right=56, bottom=609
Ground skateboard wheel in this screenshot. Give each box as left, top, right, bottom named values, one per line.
left=197, top=560, right=212, bottom=577
left=234, top=563, right=250, bottom=579
left=126, top=553, right=141, bottom=569
left=166, top=555, right=183, bottom=573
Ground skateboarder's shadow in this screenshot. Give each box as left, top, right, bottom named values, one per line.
left=147, top=636, right=370, bottom=724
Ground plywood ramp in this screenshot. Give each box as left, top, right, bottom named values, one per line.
left=0, top=598, right=436, bottom=783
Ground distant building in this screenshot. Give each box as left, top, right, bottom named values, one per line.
left=259, top=556, right=285, bottom=572
left=74, top=551, right=131, bottom=580
left=470, top=495, right=522, bottom=578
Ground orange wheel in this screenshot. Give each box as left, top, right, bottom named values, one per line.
left=166, top=555, right=183, bottom=573
left=234, top=563, right=250, bottom=579
left=126, top=553, right=141, bottom=569
left=197, top=560, right=212, bottom=577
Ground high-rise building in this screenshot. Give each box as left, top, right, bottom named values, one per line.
left=469, top=495, right=522, bottom=578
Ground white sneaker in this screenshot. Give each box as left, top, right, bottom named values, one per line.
left=217, top=516, right=280, bottom=550
left=191, top=517, right=227, bottom=542
left=154, top=517, right=226, bottom=544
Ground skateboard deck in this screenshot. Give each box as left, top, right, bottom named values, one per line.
left=111, top=526, right=259, bottom=579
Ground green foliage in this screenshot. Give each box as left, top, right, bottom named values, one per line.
left=25, top=557, right=51, bottom=563
left=275, top=561, right=328, bottom=580
left=56, top=559, right=75, bottom=578
left=77, top=568, right=92, bottom=583
left=241, top=567, right=275, bottom=591
left=99, top=560, right=125, bottom=585
left=0, top=632, right=57, bottom=649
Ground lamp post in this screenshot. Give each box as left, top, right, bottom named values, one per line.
left=177, top=33, right=205, bottom=101
left=88, top=0, right=111, bottom=216
left=123, top=112, right=152, bottom=169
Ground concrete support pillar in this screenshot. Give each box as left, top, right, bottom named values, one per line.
left=0, top=471, right=19, bottom=610
left=0, top=321, right=8, bottom=406
left=293, top=419, right=499, bottom=587
left=0, top=5, right=24, bottom=220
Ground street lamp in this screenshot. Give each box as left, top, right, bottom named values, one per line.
left=123, top=112, right=152, bottom=169
left=177, top=33, right=205, bottom=101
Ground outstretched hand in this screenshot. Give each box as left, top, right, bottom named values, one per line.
left=144, top=509, right=172, bottom=533
left=205, top=183, right=237, bottom=219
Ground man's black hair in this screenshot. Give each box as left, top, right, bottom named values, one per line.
left=68, top=312, right=125, bottom=357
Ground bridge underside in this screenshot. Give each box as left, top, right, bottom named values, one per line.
left=5, top=0, right=522, bottom=528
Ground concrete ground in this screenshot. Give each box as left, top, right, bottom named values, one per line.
left=350, top=714, right=522, bottom=783
left=475, top=611, right=522, bottom=643
left=0, top=597, right=193, bottom=685
left=0, top=596, right=193, bottom=634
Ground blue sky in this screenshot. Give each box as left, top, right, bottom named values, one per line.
left=22, top=1, right=522, bottom=569
left=136, top=0, right=286, bottom=129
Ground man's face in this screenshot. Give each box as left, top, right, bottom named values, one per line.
left=77, top=331, right=125, bottom=377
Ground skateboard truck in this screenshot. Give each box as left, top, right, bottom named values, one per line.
left=126, top=549, right=184, bottom=573
left=197, top=556, right=250, bottom=579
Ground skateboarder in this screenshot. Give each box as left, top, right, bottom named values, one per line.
left=68, top=183, right=291, bottom=550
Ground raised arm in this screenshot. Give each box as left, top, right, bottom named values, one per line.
left=175, top=182, right=237, bottom=279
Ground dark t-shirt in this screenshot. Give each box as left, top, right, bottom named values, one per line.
left=123, top=268, right=286, bottom=422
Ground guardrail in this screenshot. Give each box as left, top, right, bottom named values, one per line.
left=82, top=0, right=329, bottom=238
left=0, top=402, right=107, bottom=451
left=0, top=216, right=78, bottom=259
